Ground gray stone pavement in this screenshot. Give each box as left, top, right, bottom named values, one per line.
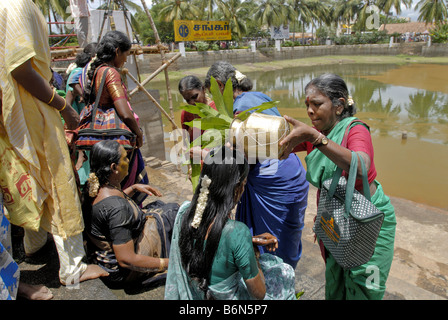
left=13, top=157, right=448, bottom=300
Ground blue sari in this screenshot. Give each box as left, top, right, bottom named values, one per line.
left=233, top=92, right=281, bottom=116
left=233, top=91, right=309, bottom=269
left=236, top=153, right=309, bottom=269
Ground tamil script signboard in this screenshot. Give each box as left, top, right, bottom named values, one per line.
left=174, top=20, right=232, bottom=42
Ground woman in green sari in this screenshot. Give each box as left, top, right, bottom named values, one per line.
left=165, top=146, right=296, bottom=300
left=280, top=73, right=396, bottom=300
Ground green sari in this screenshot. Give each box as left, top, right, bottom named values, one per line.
left=305, top=117, right=396, bottom=300
left=165, top=201, right=296, bottom=300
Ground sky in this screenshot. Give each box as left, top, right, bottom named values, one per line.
left=398, top=0, right=420, bottom=21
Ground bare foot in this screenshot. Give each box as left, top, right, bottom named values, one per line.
left=79, top=264, right=109, bottom=283
left=18, top=282, right=54, bottom=300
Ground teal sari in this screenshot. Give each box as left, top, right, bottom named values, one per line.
left=165, top=201, right=296, bottom=300
left=305, top=117, right=397, bottom=300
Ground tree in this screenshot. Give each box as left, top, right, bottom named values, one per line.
left=201, top=0, right=220, bottom=20
left=135, top=4, right=175, bottom=44
left=304, top=0, right=330, bottom=41
left=252, top=0, right=292, bottom=28
left=332, top=0, right=362, bottom=34
left=415, top=0, right=448, bottom=23
left=33, top=0, right=70, bottom=34
left=218, top=0, right=251, bottom=40
left=159, top=0, right=201, bottom=22
left=33, top=0, right=70, bottom=19
left=377, top=0, right=412, bottom=29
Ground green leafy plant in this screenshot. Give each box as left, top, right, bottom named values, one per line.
left=195, top=41, right=210, bottom=51
left=430, top=21, right=448, bottom=43
left=180, top=76, right=279, bottom=190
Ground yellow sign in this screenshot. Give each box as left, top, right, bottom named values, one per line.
left=174, top=20, right=231, bottom=42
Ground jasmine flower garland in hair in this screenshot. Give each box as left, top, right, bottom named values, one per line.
left=87, top=172, right=100, bottom=197
left=191, top=175, right=212, bottom=229
left=348, top=95, right=354, bottom=106
left=234, top=70, right=246, bottom=83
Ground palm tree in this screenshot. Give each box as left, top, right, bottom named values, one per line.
left=252, top=0, right=290, bottom=28
left=159, top=0, right=201, bottom=22
left=202, top=0, right=220, bottom=20
left=33, top=0, right=69, bottom=18
left=377, top=0, right=412, bottom=29
left=305, top=0, right=330, bottom=42
left=415, top=0, right=448, bottom=23
left=33, top=0, right=70, bottom=33
left=332, top=0, right=362, bottom=35
left=218, top=0, right=250, bottom=39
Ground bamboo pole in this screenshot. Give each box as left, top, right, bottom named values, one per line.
left=129, top=52, right=182, bottom=96
left=123, top=69, right=178, bottom=130
left=140, top=0, right=176, bottom=130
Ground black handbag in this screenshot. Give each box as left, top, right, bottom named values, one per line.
left=313, top=151, right=384, bottom=269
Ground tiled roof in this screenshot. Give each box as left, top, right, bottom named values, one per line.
left=379, top=22, right=434, bottom=34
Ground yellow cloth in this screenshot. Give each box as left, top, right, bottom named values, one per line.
left=0, top=0, right=83, bottom=238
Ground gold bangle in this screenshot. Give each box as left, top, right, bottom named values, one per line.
left=159, top=258, right=165, bottom=272
left=57, top=99, right=66, bottom=112
left=312, top=132, right=322, bottom=145
left=47, top=88, right=56, bottom=105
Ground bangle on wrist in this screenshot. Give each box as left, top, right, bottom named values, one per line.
left=312, top=132, right=322, bottom=145
left=47, top=88, right=56, bottom=105
left=57, top=99, right=66, bottom=112
left=159, top=258, right=165, bottom=272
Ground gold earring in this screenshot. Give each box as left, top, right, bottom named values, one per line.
left=336, top=111, right=342, bottom=115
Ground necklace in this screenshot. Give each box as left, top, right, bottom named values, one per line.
left=103, top=183, right=132, bottom=200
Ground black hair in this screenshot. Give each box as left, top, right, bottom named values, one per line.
left=84, top=31, right=131, bottom=103
left=204, top=60, right=253, bottom=92
left=178, top=75, right=204, bottom=94
left=81, top=140, right=122, bottom=234
left=89, top=140, right=122, bottom=186
left=305, top=73, right=356, bottom=118
left=178, top=146, right=249, bottom=299
left=75, top=42, right=98, bottom=68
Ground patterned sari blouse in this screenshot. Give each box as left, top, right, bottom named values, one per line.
left=94, top=66, right=128, bottom=107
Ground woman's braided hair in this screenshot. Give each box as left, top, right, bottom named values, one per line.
left=84, top=30, right=131, bottom=104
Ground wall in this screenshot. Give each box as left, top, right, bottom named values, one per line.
left=137, top=42, right=448, bottom=74
left=128, top=90, right=166, bottom=161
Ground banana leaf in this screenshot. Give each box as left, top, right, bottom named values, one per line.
left=189, top=128, right=225, bottom=191
left=183, top=117, right=230, bottom=131
left=179, top=102, right=220, bottom=118
left=222, top=79, right=234, bottom=117
left=209, top=76, right=234, bottom=118
left=190, top=163, right=201, bottom=193
left=189, top=128, right=225, bottom=148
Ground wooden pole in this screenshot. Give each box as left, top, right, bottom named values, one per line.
left=129, top=52, right=182, bottom=96
left=140, top=0, right=176, bottom=130
left=123, top=69, right=178, bottom=130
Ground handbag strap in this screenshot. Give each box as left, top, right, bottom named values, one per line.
left=89, top=67, right=111, bottom=130
left=327, top=151, right=370, bottom=217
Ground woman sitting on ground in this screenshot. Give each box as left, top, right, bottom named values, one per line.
left=165, top=146, right=296, bottom=300
left=83, top=140, right=177, bottom=288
